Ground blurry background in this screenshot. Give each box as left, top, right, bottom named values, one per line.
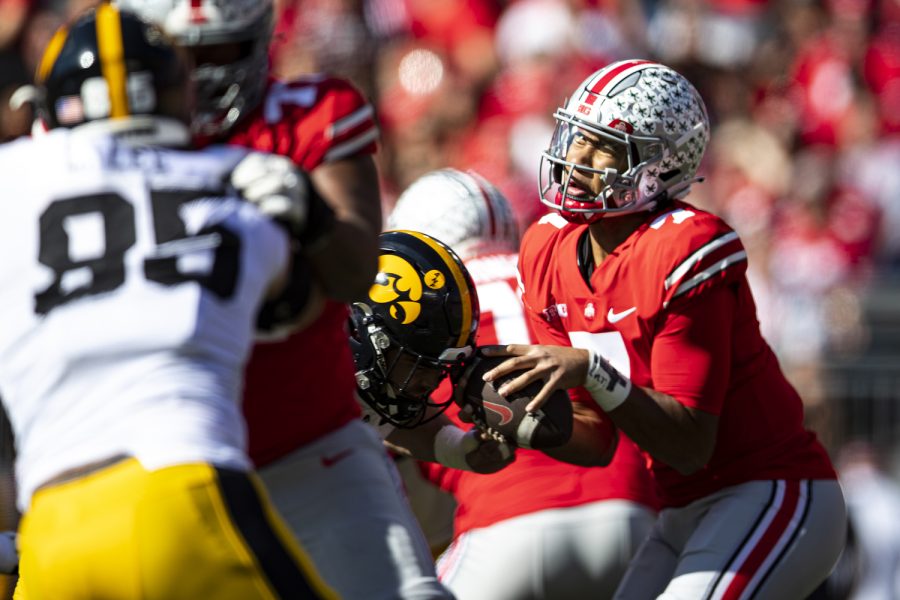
left=1, top=0, right=899, bottom=597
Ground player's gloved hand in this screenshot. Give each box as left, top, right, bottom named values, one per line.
left=229, top=152, right=335, bottom=250
left=465, top=429, right=515, bottom=474
left=434, top=425, right=514, bottom=473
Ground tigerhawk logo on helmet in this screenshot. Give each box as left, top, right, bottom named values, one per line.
left=539, top=59, right=710, bottom=224
left=349, top=230, right=479, bottom=429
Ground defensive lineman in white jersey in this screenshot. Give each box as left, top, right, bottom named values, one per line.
left=0, top=131, right=286, bottom=510
left=0, top=6, right=335, bottom=598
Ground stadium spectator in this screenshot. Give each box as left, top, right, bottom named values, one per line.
left=113, top=0, right=453, bottom=597
left=484, top=59, right=847, bottom=599
left=387, top=168, right=658, bottom=599
left=0, top=6, right=334, bottom=597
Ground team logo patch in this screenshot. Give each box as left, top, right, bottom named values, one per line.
left=369, top=254, right=423, bottom=324
left=424, top=269, right=446, bottom=290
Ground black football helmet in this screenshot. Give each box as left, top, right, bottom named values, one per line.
left=35, top=4, right=191, bottom=145
left=349, top=230, right=480, bottom=429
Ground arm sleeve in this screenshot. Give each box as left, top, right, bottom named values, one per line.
left=650, top=284, right=735, bottom=415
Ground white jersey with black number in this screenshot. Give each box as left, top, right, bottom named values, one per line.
left=0, top=128, right=290, bottom=511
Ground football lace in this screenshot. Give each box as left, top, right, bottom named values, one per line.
left=483, top=425, right=508, bottom=444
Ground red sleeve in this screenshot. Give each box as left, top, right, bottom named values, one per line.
left=650, top=285, right=734, bottom=415
left=418, top=458, right=464, bottom=494
left=226, top=77, right=379, bottom=171
left=292, top=80, right=378, bottom=168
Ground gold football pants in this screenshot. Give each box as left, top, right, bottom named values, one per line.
left=15, top=458, right=336, bottom=599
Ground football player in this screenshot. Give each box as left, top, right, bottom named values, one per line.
left=483, top=59, right=847, bottom=598
left=0, top=6, right=334, bottom=598
left=111, top=1, right=455, bottom=597
left=387, top=169, right=658, bottom=599
left=349, top=229, right=515, bottom=476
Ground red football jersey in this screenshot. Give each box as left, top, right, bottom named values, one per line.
left=226, top=76, right=379, bottom=467
left=420, top=252, right=659, bottom=537
left=518, top=203, right=836, bottom=508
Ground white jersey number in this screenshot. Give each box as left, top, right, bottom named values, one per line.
left=477, top=280, right=532, bottom=346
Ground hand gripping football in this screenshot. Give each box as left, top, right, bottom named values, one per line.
left=457, top=346, right=573, bottom=449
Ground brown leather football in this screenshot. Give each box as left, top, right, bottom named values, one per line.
left=457, top=346, right=573, bottom=449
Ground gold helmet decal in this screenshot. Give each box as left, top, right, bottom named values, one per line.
left=423, top=270, right=446, bottom=290
left=369, top=254, right=424, bottom=324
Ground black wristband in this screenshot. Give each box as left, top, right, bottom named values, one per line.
left=256, top=252, right=313, bottom=334
left=296, top=173, right=336, bottom=252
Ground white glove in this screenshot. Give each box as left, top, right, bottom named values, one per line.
left=230, top=152, right=309, bottom=235
left=434, top=425, right=480, bottom=470
left=434, top=425, right=513, bottom=472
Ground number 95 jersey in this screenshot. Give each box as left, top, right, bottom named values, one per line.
left=0, top=128, right=290, bottom=511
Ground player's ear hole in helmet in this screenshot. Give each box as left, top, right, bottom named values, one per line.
left=349, top=230, right=480, bottom=429
left=34, top=4, right=193, bottom=146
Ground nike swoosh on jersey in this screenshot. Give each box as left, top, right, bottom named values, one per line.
left=607, top=307, right=637, bottom=323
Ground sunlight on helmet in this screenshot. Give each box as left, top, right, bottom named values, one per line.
left=398, top=49, right=444, bottom=96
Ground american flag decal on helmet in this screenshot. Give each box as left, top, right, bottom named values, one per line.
left=55, top=96, right=84, bottom=125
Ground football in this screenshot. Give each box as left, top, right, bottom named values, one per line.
left=457, top=346, right=573, bottom=449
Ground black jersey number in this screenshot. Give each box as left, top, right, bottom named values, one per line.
left=34, top=190, right=240, bottom=315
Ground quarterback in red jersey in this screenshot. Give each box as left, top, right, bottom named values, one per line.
left=114, top=1, right=452, bottom=598
left=387, top=169, right=658, bottom=599
left=483, top=60, right=847, bottom=599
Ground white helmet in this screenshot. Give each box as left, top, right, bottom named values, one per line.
left=387, top=169, right=520, bottom=261
left=114, top=0, right=273, bottom=137
left=539, top=59, right=710, bottom=223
